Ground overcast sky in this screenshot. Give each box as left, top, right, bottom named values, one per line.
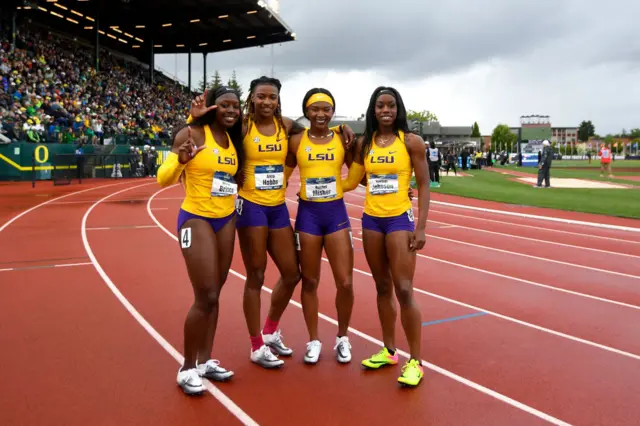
left=155, top=0, right=637, bottom=135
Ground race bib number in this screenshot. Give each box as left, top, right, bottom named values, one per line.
left=255, top=165, right=284, bottom=190
left=368, top=174, right=398, bottom=195
left=406, top=208, right=415, bottom=222
left=211, top=171, right=237, bottom=197
left=305, top=176, right=337, bottom=200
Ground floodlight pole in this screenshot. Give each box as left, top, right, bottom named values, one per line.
left=203, top=52, right=207, bottom=91
left=188, top=49, right=192, bottom=93
left=11, top=11, right=16, bottom=52
left=94, top=18, right=100, bottom=72
left=150, top=41, right=154, bottom=84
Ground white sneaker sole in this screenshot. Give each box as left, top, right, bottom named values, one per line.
left=251, top=357, right=284, bottom=369
left=178, top=382, right=205, bottom=396
left=265, top=342, right=293, bottom=357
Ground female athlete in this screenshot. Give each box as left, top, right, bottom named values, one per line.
left=188, top=77, right=355, bottom=368
left=157, top=86, right=243, bottom=395
left=285, top=88, right=354, bottom=364
left=342, top=86, right=430, bottom=387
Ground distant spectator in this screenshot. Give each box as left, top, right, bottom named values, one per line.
left=598, top=144, right=613, bottom=178
left=535, top=140, right=553, bottom=188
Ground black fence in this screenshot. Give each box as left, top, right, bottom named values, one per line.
left=31, top=152, right=157, bottom=187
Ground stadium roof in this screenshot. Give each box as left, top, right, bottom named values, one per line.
left=16, top=0, right=295, bottom=61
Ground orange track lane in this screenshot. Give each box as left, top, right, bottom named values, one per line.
left=0, top=181, right=242, bottom=426
left=2, top=178, right=640, bottom=425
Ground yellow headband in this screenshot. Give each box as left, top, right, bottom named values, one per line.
left=305, top=93, right=334, bottom=108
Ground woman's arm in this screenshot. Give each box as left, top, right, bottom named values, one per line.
left=341, top=136, right=366, bottom=192
left=405, top=133, right=430, bottom=251
left=285, top=132, right=302, bottom=185
left=157, top=126, right=205, bottom=187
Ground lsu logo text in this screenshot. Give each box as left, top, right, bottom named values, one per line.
left=258, top=144, right=282, bottom=152
left=218, top=157, right=237, bottom=165
left=308, top=153, right=335, bottom=161
left=370, top=155, right=395, bottom=164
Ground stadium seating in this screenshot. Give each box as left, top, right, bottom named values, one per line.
left=0, top=25, right=191, bottom=146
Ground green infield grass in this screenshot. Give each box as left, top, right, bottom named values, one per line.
left=411, top=168, right=640, bottom=219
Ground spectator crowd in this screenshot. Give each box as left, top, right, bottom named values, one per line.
left=0, top=24, right=191, bottom=146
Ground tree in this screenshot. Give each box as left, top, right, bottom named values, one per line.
left=211, top=70, right=223, bottom=91
left=471, top=121, right=481, bottom=137
left=407, top=110, right=438, bottom=124
left=491, top=124, right=518, bottom=153
left=197, top=77, right=207, bottom=93
left=577, top=120, right=595, bottom=142
left=196, top=70, right=223, bottom=93
left=407, top=110, right=438, bottom=135
left=227, top=70, right=244, bottom=106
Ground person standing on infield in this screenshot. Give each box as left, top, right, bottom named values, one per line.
left=535, top=140, right=553, bottom=188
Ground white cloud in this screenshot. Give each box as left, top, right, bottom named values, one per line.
left=155, top=0, right=639, bottom=136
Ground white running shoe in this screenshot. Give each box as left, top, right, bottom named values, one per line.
left=304, top=340, right=322, bottom=364
left=263, top=329, right=293, bottom=357
left=177, top=367, right=205, bottom=395
left=251, top=344, right=284, bottom=369
left=334, top=336, right=352, bottom=363
left=196, top=359, right=234, bottom=382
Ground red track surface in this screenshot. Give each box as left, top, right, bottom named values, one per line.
left=2, top=177, right=640, bottom=426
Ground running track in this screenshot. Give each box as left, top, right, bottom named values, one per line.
left=1, top=176, right=640, bottom=426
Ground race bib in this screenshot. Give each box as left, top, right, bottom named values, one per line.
left=211, top=171, right=237, bottom=197
left=255, top=165, right=284, bottom=190
left=305, top=176, right=337, bottom=200
left=368, top=174, right=398, bottom=195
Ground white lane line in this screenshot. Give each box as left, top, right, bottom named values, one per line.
left=0, top=262, right=93, bottom=273
left=339, top=197, right=640, bottom=278
left=430, top=208, right=640, bottom=246
left=289, top=206, right=640, bottom=360
left=426, top=233, right=640, bottom=280
left=284, top=198, right=640, bottom=312
left=150, top=186, right=570, bottom=426
left=345, top=192, right=640, bottom=257
left=82, top=183, right=259, bottom=426
left=284, top=211, right=640, bottom=362
left=428, top=197, right=640, bottom=233
left=86, top=225, right=159, bottom=231
left=0, top=181, right=131, bottom=233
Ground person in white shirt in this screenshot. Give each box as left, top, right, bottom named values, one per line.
left=427, top=141, right=441, bottom=187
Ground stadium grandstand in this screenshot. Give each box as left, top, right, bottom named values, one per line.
left=0, top=0, right=295, bottom=181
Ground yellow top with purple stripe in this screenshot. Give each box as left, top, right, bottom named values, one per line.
left=238, top=117, right=288, bottom=206
left=364, top=130, right=412, bottom=217
left=297, top=130, right=344, bottom=202
left=180, top=125, right=238, bottom=218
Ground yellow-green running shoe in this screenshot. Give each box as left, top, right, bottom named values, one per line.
left=361, top=347, right=399, bottom=369
left=398, top=359, right=424, bottom=387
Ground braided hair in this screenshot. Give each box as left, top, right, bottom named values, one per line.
left=360, top=86, right=413, bottom=160
left=243, top=76, right=287, bottom=141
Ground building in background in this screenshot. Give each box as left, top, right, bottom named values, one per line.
left=295, top=117, right=481, bottom=152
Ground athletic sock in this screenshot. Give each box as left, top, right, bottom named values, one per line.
left=263, top=318, right=279, bottom=335
left=386, top=347, right=396, bottom=356
left=250, top=335, right=264, bottom=352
